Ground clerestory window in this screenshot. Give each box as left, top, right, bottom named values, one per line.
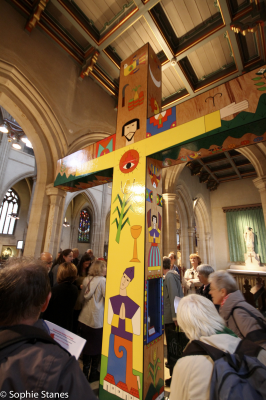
left=0, top=188, right=20, bottom=235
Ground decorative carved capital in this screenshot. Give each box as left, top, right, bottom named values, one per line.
left=253, top=176, right=266, bottom=191
left=46, top=183, right=67, bottom=199
left=25, top=0, right=49, bottom=33
left=162, top=193, right=177, bottom=203
left=80, top=51, right=100, bottom=79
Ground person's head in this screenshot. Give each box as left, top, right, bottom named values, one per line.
left=177, top=294, right=225, bottom=341
left=77, top=253, right=91, bottom=276
left=163, top=256, right=171, bottom=273
left=209, top=270, right=238, bottom=305
left=40, top=252, right=53, bottom=271
left=72, top=248, right=79, bottom=259
left=122, top=119, right=140, bottom=142
left=168, top=252, right=177, bottom=267
left=152, top=215, right=157, bottom=225
left=86, top=249, right=93, bottom=256
left=190, top=253, right=201, bottom=269
left=120, top=267, right=134, bottom=290
left=57, top=249, right=73, bottom=265
left=197, top=264, right=214, bottom=286
left=88, top=260, right=107, bottom=277
left=0, top=257, right=51, bottom=326
left=57, top=262, right=77, bottom=284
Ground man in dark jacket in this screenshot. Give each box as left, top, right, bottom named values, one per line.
left=0, top=257, right=97, bottom=399
left=163, top=256, right=184, bottom=386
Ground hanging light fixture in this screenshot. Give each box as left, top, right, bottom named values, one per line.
left=8, top=212, right=19, bottom=220
left=63, top=217, right=70, bottom=227
left=12, top=139, right=22, bottom=150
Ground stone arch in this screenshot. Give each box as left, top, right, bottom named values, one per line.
left=0, top=60, right=68, bottom=256
left=163, top=163, right=187, bottom=193
left=61, top=189, right=100, bottom=254
left=67, top=133, right=111, bottom=155
left=0, top=171, right=35, bottom=204
left=175, top=181, right=195, bottom=269
left=237, top=144, right=266, bottom=178
left=194, top=195, right=213, bottom=266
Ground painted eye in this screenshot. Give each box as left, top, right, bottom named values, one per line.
left=123, top=162, right=135, bottom=170
left=119, top=150, right=139, bottom=174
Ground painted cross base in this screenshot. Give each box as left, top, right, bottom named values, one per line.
left=103, top=375, right=139, bottom=400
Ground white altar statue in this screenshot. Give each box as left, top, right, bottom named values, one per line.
left=244, top=226, right=254, bottom=252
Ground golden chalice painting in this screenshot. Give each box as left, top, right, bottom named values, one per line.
left=130, top=225, right=142, bottom=262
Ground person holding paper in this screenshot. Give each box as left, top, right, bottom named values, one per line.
left=0, top=256, right=98, bottom=399
left=163, top=256, right=184, bottom=386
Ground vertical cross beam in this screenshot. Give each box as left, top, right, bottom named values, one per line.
left=100, top=43, right=164, bottom=400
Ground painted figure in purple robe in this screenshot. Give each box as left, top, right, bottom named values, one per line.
left=104, top=267, right=141, bottom=398
left=147, top=209, right=161, bottom=268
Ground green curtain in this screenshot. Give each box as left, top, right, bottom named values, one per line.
left=226, top=208, right=266, bottom=263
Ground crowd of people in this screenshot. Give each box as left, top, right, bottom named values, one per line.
left=1, top=249, right=266, bottom=399
left=40, top=247, right=106, bottom=383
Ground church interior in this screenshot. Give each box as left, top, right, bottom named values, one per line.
left=1, top=0, right=266, bottom=397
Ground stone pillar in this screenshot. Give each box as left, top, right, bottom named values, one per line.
left=253, top=176, right=266, bottom=228
left=43, top=184, right=66, bottom=256
left=97, top=183, right=108, bottom=257
left=162, top=193, right=177, bottom=256
left=188, top=227, right=195, bottom=254
left=23, top=175, right=37, bottom=245
left=205, top=232, right=212, bottom=265
left=0, top=134, right=11, bottom=202
left=24, top=180, right=50, bottom=257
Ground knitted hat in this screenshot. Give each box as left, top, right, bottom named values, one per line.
left=124, top=266, right=134, bottom=281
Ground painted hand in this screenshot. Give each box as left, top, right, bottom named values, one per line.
left=119, top=302, right=125, bottom=319
left=220, top=100, right=249, bottom=119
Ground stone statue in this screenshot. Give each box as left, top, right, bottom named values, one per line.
left=244, top=226, right=254, bottom=252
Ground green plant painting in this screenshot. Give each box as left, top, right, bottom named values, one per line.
left=147, top=350, right=161, bottom=387
left=112, top=180, right=135, bottom=244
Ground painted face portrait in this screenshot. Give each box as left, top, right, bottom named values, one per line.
left=122, top=119, right=140, bottom=145
left=120, top=273, right=131, bottom=290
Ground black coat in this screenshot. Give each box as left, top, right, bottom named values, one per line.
left=43, top=282, right=78, bottom=332
left=196, top=283, right=213, bottom=302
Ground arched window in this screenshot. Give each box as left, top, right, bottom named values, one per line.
left=78, top=209, right=91, bottom=243
left=0, top=188, right=20, bottom=235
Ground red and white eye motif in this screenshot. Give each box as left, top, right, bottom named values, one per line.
left=119, top=150, right=140, bottom=174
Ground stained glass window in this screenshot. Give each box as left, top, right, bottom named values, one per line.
left=78, top=209, right=91, bottom=243
left=0, top=188, right=20, bottom=235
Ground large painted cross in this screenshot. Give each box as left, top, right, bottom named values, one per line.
left=54, top=43, right=266, bottom=400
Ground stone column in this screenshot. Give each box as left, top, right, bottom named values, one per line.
left=162, top=193, right=177, bottom=256
left=205, top=232, right=212, bottom=265
left=253, top=176, right=266, bottom=228
left=24, top=179, right=51, bottom=257
left=43, top=184, right=66, bottom=256
left=97, top=183, right=108, bottom=257
left=188, top=227, right=195, bottom=254
left=0, top=134, right=11, bottom=202
left=23, top=175, right=37, bottom=245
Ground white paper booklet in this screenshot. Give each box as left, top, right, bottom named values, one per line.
left=44, top=320, right=86, bottom=359
left=174, top=296, right=182, bottom=313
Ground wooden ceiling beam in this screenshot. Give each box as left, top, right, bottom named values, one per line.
left=224, top=151, right=242, bottom=179
left=198, top=159, right=219, bottom=183
left=218, top=0, right=244, bottom=73
left=144, top=12, right=194, bottom=96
